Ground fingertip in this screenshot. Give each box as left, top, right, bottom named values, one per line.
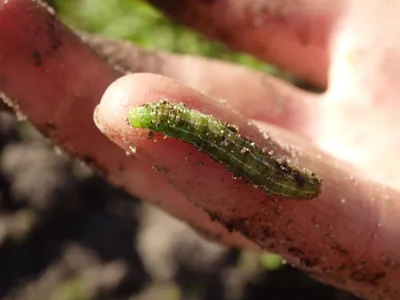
left=94, top=72, right=189, bottom=129
left=94, top=73, right=154, bottom=136
left=95, top=74, right=139, bottom=127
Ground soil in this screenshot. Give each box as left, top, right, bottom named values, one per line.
left=0, top=111, right=359, bottom=300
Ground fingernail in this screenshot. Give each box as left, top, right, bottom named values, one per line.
left=93, top=105, right=107, bottom=135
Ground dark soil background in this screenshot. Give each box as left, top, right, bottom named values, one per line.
left=0, top=111, right=360, bottom=300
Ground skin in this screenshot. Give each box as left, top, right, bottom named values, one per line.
left=1, top=0, right=400, bottom=298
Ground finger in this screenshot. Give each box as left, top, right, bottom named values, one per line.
left=96, top=72, right=400, bottom=299
left=148, top=0, right=342, bottom=87
left=85, top=34, right=320, bottom=140
left=0, top=0, right=258, bottom=250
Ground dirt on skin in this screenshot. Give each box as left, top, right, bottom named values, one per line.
left=0, top=111, right=358, bottom=300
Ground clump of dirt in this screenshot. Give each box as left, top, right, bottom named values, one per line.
left=0, top=111, right=358, bottom=300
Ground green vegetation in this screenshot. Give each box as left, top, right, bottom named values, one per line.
left=55, top=0, right=277, bottom=74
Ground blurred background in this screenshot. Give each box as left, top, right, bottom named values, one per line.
left=0, top=0, right=355, bottom=299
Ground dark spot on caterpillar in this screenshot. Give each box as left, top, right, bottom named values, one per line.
left=240, top=147, right=250, bottom=155
left=292, top=169, right=307, bottom=187
left=219, top=134, right=230, bottom=147
left=226, top=123, right=239, bottom=133
left=176, top=118, right=186, bottom=127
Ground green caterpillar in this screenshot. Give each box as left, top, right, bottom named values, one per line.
left=127, top=100, right=322, bottom=200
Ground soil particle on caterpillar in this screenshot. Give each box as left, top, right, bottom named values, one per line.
left=127, top=100, right=322, bottom=200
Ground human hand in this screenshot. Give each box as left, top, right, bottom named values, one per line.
left=1, top=0, right=400, bottom=299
